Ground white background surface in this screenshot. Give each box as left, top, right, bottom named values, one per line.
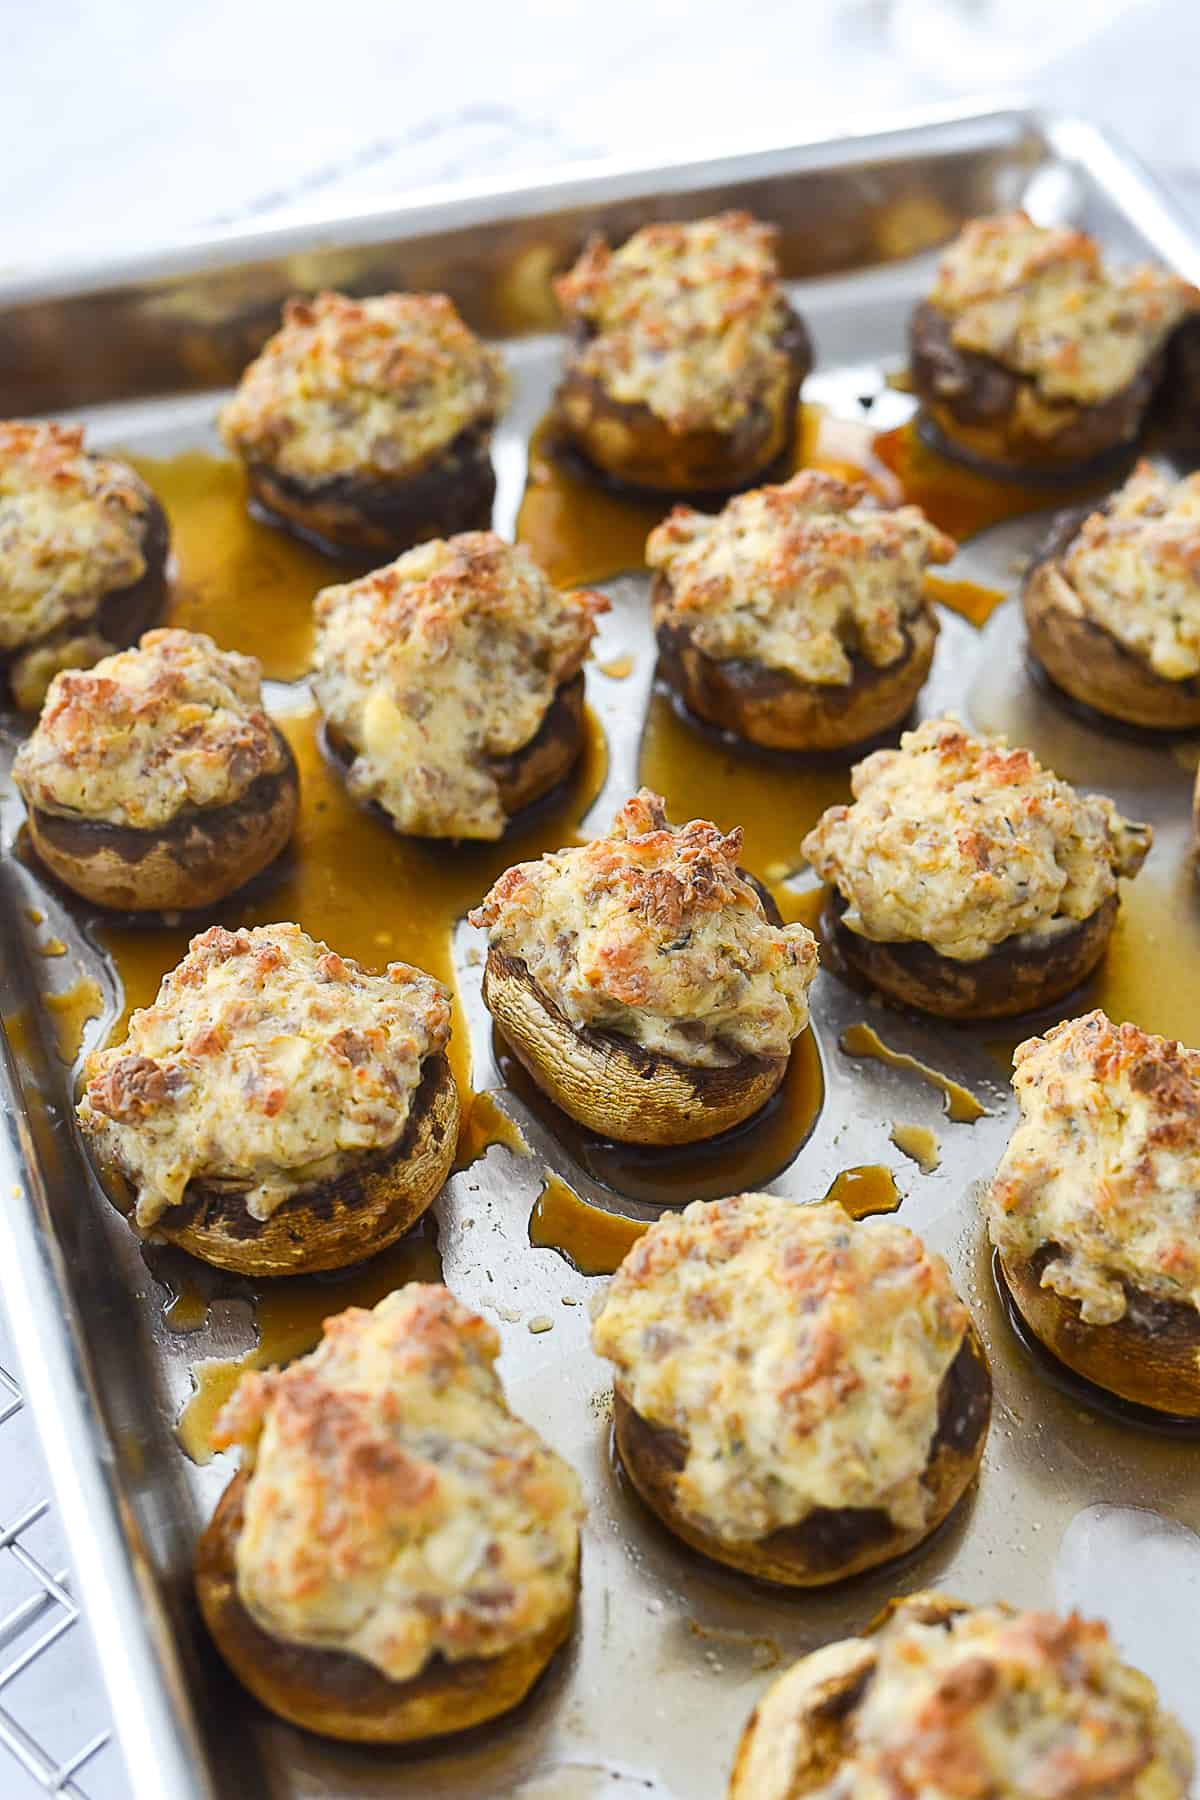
left=1, top=2, right=1199, bottom=1795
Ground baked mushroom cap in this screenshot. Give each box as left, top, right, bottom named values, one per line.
left=196, top=1286, right=584, bottom=1742
left=1023, top=465, right=1200, bottom=731
left=218, top=291, right=510, bottom=554
left=0, top=420, right=169, bottom=709
left=986, top=1010, right=1200, bottom=1416
left=553, top=212, right=812, bottom=497
left=803, top=715, right=1151, bottom=1018
left=469, top=790, right=818, bottom=1145
left=648, top=470, right=953, bottom=751
left=910, top=211, right=1199, bottom=476
left=729, top=1591, right=1194, bottom=1799
left=77, top=924, right=456, bottom=1275
left=312, top=532, right=605, bottom=840
left=594, top=1194, right=990, bottom=1584
left=15, top=628, right=298, bottom=912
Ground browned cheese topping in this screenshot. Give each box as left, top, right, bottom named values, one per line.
left=312, top=531, right=605, bottom=838
left=988, top=1009, right=1200, bottom=1324
left=1049, top=461, right=1200, bottom=681
left=218, top=290, right=510, bottom=482
left=0, top=420, right=152, bottom=660
left=929, top=211, right=1198, bottom=414
left=77, top=924, right=450, bottom=1226
left=593, top=1194, right=969, bottom=1541
left=555, top=211, right=798, bottom=434
left=647, top=470, right=954, bottom=684
left=469, top=789, right=817, bottom=1066
left=735, top=1595, right=1193, bottom=1800
left=802, top=716, right=1151, bottom=961
left=213, top=1286, right=583, bottom=1681
left=14, top=628, right=285, bottom=829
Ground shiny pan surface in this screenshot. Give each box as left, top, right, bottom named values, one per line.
left=0, top=104, right=1199, bottom=1800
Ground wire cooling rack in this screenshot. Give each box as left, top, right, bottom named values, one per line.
left=0, top=1320, right=123, bottom=1799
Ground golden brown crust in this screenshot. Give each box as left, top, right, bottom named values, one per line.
left=1023, top=511, right=1200, bottom=731
left=25, top=726, right=298, bottom=912
left=150, top=1053, right=459, bottom=1276
left=655, top=593, right=937, bottom=752
left=196, top=1468, right=578, bottom=1744
left=482, top=948, right=787, bottom=1144
left=822, top=889, right=1119, bottom=1020
left=999, top=1249, right=1200, bottom=1418
left=612, top=1320, right=990, bottom=1585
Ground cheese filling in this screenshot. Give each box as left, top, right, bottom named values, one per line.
left=929, top=210, right=1198, bottom=411
left=218, top=291, right=510, bottom=483
left=987, top=1009, right=1200, bottom=1324
left=1051, top=462, right=1200, bottom=682
left=77, top=924, right=450, bottom=1225
left=647, top=470, right=954, bottom=685
left=14, top=628, right=285, bottom=829
left=312, top=532, right=605, bottom=840
left=0, top=420, right=152, bottom=652
left=213, top=1286, right=584, bottom=1681
left=469, top=789, right=817, bottom=1067
left=555, top=211, right=798, bottom=434
left=802, top=716, right=1151, bottom=962
left=593, top=1195, right=970, bottom=1541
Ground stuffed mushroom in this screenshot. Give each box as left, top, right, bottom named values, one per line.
left=593, top=1193, right=990, bottom=1585
left=218, top=291, right=510, bottom=554
left=910, top=211, right=1198, bottom=477
left=196, top=1284, right=584, bottom=1743
left=648, top=470, right=954, bottom=752
left=14, top=628, right=297, bottom=911
left=312, top=532, right=606, bottom=840
left=469, top=789, right=818, bottom=1144
left=729, top=1590, right=1193, bottom=1799
left=552, top=211, right=812, bottom=498
left=986, top=1009, right=1200, bottom=1417
left=803, top=716, right=1151, bottom=1019
left=0, top=420, right=168, bottom=711
left=1023, top=462, right=1200, bottom=730
left=77, top=923, right=459, bottom=1276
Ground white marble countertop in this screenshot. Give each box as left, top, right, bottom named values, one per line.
left=1, top=3, right=1198, bottom=1795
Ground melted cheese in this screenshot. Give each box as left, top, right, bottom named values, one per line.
left=218, top=291, right=510, bottom=482
left=593, top=1194, right=968, bottom=1541
left=14, top=629, right=285, bottom=829
left=78, top=923, right=450, bottom=1225
left=312, top=532, right=605, bottom=839
left=554, top=211, right=796, bottom=433
left=0, top=421, right=152, bottom=651
left=802, top=716, right=1151, bottom=962
left=930, top=211, right=1198, bottom=410
left=469, top=789, right=817, bottom=1066
left=742, top=1597, right=1193, bottom=1800
left=987, top=1009, right=1200, bottom=1324
left=647, top=470, right=954, bottom=684
left=212, top=1285, right=583, bottom=1681
left=1052, top=462, right=1200, bottom=681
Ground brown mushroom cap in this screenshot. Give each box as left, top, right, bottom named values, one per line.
left=822, top=890, right=1119, bottom=1021
left=654, top=590, right=937, bottom=753
left=554, top=306, right=812, bottom=500
left=1022, top=507, right=1200, bottom=731
left=482, top=948, right=788, bottom=1146
left=910, top=299, right=1159, bottom=478
left=26, top=726, right=299, bottom=913
left=243, top=422, right=497, bottom=557
left=998, top=1248, right=1200, bottom=1419
left=613, top=1321, right=991, bottom=1585
left=147, top=1053, right=459, bottom=1276
left=196, top=1467, right=578, bottom=1744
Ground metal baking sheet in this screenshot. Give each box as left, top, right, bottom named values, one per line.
left=1, top=104, right=1199, bottom=1800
